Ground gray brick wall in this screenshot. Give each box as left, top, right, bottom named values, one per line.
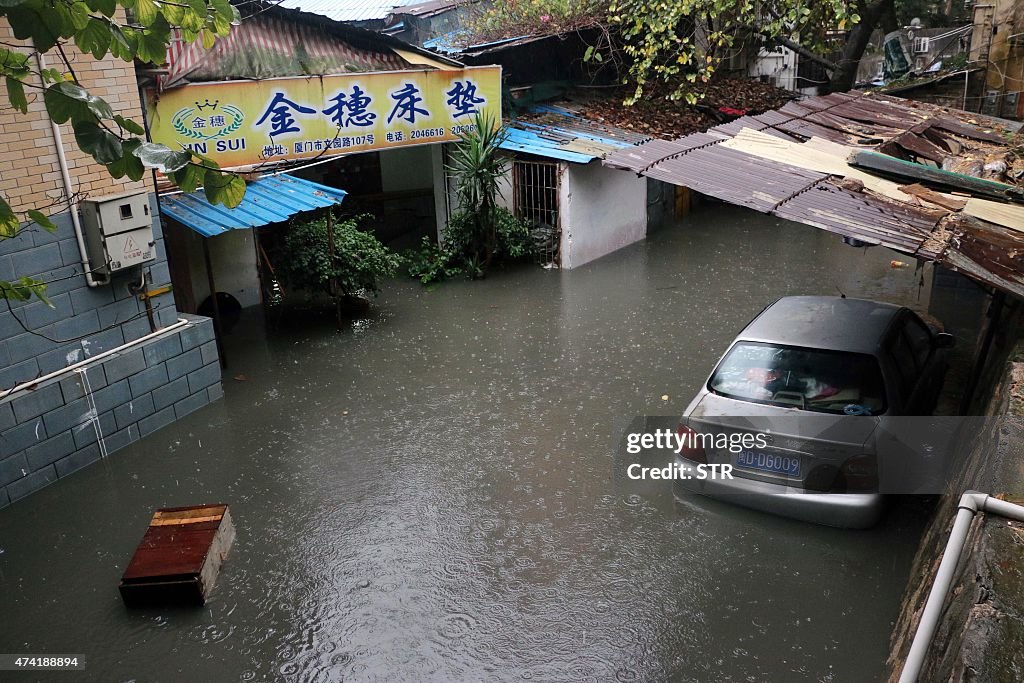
left=0, top=194, right=177, bottom=387
left=0, top=193, right=223, bottom=507
left=0, top=316, right=221, bottom=507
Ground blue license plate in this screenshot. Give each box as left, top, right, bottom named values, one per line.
left=735, top=450, right=801, bottom=477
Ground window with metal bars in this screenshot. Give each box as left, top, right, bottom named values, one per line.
left=512, top=159, right=560, bottom=266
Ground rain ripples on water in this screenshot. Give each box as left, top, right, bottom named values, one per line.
left=0, top=206, right=932, bottom=681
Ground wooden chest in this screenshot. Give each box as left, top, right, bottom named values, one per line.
left=119, top=504, right=235, bottom=607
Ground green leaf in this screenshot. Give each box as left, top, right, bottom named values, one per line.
left=0, top=196, right=19, bottom=238
left=180, top=8, right=206, bottom=33
left=75, top=17, right=112, bottom=60
left=44, top=81, right=114, bottom=124
left=73, top=120, right=124, bottom=164
left=203, top=170, right=246, bottom=209
left=200, top=28, right=217, bottom=50
left=68, top=1, right=91, bottom=30
left=108, top=26, right=136, bottom=61
left=133, top=0, right=159, bottom=25
left=136, top=29, right=167, bottom=65
left=5, top=5, right=62, bottom=52
left=114, top=114, right=146, bottom=135
left=38, top=68, right=64, bottom=84
left=171, top=163, right=204, bottom=193
left=85, top=0, right=117, bottom=17
left=133, top=141, right=192, bottom=172
left=161, top=3, right=185, bottom=25
left=584, top=45, right=594, bottom=61
left=0, top=47, right=31, bottom=79
left=6, top=77, right=27, bottom=114
left=108, top=139, right=146, bottom=181
left=26, top=209, right=57, bottom=232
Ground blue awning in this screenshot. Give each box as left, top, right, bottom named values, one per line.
left=160, top=174, right=348, bottom=238
left=498, top=105, right=652, bottom=164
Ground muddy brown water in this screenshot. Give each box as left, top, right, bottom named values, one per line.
left=1, top=205, right=952, bottom=681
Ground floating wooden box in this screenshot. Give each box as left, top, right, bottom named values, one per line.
left=119, top=504, right=235, bottom=607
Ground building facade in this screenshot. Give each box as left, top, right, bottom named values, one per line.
left=0, top=14, right=222, bottom=508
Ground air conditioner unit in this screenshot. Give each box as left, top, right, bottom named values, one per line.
left=80, top=191, right=156, bottom=283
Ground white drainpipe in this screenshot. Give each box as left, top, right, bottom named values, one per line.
left=899, top=491, right=1024, bottom=682
left=33, top=44, right=102, bottom=287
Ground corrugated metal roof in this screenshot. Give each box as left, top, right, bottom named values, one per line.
left=394, top=0, right=461, bottom=17
left=160, top=174, right=347, bottom=238
left=277, top=0, right=421, bottom=23
left=602, top=90, right=1024, bottom=298
left=499, top=105, right=652, bottom=164
left=162, top=12, right=409, bottom=88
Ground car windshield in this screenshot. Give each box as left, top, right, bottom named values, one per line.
left=709, top=342, right=887, bottom=415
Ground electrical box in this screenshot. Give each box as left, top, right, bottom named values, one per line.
left=80, top=191, right=156, bottom=282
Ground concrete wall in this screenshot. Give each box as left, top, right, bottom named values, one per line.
left=380, top=145, right=434, bottom=192
left=182, top=226, right=262, bottom=309
left=560, top=161, right=647, bottom=269
left=0, top=315, right=221, bottom=508
left=886, top=335, right=1024, bottom=681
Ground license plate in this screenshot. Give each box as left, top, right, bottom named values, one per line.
left=734, top=449, right=801, bottom=477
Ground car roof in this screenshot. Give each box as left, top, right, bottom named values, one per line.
left=739, top=296, right=904, bottom=355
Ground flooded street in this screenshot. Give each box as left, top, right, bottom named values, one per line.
left=2, top=204, right=942, bottom=681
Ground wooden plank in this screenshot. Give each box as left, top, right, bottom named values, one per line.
left=899, top=184, right=969, bottom=211
left=150, top=515, right=224, bottom=527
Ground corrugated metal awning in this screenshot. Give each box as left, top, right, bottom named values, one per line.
left=603, top=90, right=1024, bottom=298
left=499, top=104, right=652, bottom=164
left=160, top=174, right=347, bottom=238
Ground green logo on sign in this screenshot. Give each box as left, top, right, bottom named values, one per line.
left=171, top=99, right=244, bottom=140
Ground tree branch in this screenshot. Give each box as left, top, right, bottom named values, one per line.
left=764, top=32, right=838, bottom=71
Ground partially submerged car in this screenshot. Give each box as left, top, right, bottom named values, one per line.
left=675, top=296, right=954, bottom=529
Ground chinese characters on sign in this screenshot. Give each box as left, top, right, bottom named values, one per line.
left=148, top=66, right=502, bottom=168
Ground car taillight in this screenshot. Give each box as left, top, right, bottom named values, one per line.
left=676, top=423, right=707, bottom=464
left=839, top=454, right=878, bottom=491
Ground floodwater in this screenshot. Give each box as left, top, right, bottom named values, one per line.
left=1, top=204, right=948, bottom=681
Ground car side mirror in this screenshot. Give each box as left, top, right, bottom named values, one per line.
left=934, top=332, right=955, bottom=349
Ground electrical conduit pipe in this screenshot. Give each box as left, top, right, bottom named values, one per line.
left=32, top=42, right=102, bottom=287
left=899, top=491, right=1024, bottom=682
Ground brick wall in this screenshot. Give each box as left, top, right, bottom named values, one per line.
left=0, top=316, right=222, bottom=507
left=0, top=16, right=224, bottom=506
left=0, top=13, right=150, bottom=212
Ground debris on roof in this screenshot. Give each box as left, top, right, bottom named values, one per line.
left=603, top=90, right=1024, bottom=298
left=575, top=79, right=796, bottom=139
left=499, top=103, right=652, bottom=163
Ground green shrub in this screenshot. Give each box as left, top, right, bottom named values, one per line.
left=403, top=207, right=535, bottom=285
left=280, top=213, right=401, bottom=298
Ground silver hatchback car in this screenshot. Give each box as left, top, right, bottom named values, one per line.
left=675, top=296, right=954, bottom=529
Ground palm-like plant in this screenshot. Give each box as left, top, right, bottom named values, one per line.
left=446, top=110, right=509, bottom=270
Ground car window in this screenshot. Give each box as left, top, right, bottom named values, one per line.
left=903, top=315, right=932, bottom=369
left=708, top=342, right=887, bottom=415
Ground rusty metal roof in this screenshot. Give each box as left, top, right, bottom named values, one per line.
left=603, top=90, right=1024, bottom=298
